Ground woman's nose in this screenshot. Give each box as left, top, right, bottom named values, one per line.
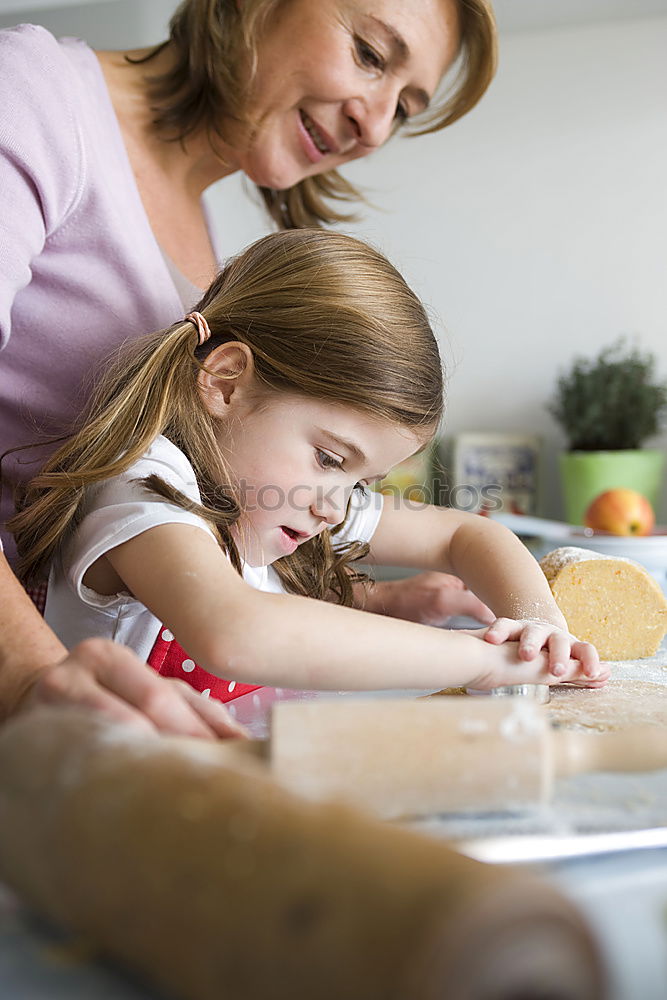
left=343, top=90, right=399, bottom=151
left=311, top=486, right=347, bottom=527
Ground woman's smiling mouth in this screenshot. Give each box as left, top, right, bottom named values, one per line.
left=299, top=110, right=336, bottom=159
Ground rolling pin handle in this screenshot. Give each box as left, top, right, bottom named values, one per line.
left=554, top=727, right=667, bottom=778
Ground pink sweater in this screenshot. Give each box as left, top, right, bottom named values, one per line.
left=0, top=25, right=199, bottom=562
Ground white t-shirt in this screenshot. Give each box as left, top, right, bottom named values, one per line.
left=45, top=435, right=384, bottom=660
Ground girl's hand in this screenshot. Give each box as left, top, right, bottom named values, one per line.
left=481, top=618, right=601, bottom=681
left=470, top=639, right=610, bottom=690
left=361, top=573, right=495, bottom=627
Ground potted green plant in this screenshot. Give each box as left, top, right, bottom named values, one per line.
left=549, top=339, right=667, bottom=524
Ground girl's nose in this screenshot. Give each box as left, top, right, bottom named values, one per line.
left=311, top=487, right=347, bottom=527
left=342, top=89, right=399, bottom=151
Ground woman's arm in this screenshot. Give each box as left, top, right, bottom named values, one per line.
left=0, top=552, right=245, bottom=737
left=104, top=523, right=607, bottom=692
left=0, top=552, right=66, bottom=718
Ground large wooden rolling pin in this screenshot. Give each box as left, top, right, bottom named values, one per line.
left=257, top=697, right=667, bottom=819
left=0, top=707, right=605, bottom=1000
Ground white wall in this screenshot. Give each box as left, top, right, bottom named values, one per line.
left=0, top=0, right=173, bottom=45
left=3, top=3, right=667, bottom=518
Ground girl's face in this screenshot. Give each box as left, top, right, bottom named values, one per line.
left=232, top=0, right=460, bottom=190
left=217, top=392, right=426, bottom=568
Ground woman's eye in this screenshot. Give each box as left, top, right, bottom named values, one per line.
left=355, top=36, right=385, bottom=71
left=316, top=449, right=343, bottom=471
left=354, top=37, right=408, bottom=123
left=394, top=102, right=409, bottom=124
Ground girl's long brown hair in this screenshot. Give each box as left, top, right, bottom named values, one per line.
left=9, top=230, right=443, bottom=603
left=130, top=0, right=498, bottom=227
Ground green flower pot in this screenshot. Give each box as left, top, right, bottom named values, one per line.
left=559, top=449, right=665, bottom=525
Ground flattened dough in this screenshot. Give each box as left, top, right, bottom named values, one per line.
left=548, top=679, right=667, bottom=732
left=430, top=678, right=667, bottom=732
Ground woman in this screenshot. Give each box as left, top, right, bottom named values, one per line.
left=0, top=0, right=497, bottom=729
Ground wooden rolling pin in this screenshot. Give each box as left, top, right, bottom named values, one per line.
left=0, top=708, right=605, bottom=1000
left=239, top=697, right=667, bottom=819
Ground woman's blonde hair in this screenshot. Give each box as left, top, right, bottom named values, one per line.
left=133, top=0, right=497, bottom=227
left=9, top=230, right=443, bottom=604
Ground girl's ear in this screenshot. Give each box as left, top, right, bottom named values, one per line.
left=197, top=342, right=255, bottom=416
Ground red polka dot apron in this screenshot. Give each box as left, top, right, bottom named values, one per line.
left=146, top=627, right=263, bottom=704
left=26, top=583, right=260, bottom=706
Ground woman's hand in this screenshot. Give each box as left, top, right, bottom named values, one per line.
left=18, top=639, right=248, bottom=740
left=361, top=572, right=495, bottom=627
left=468, top=637, right=610, bottom=690
left=473, top=617, right=602, bottom=681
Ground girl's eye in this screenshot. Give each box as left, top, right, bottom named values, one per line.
left=355, top=36, right=385, bottom=72
left=316, top=448, right=343, bottom=471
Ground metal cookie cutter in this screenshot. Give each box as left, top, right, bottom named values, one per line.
left=466, top=684, right=551, bottom=704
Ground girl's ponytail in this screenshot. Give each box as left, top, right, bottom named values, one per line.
left=8, top=320, right=239, bottom=583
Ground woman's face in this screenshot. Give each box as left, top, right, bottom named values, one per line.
left=233, top=0, right=460, bottom=189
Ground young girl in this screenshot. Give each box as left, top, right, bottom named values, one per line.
left=9, top=230, right=607, bottom=705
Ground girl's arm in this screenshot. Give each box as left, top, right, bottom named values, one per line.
left=365, top=500, right=600, bottom=679
left=366, top=501, right=561, bottom=618
left=103, top=523, right=607, bottom=692
left=352, top=574, right=495, bottom=626
left=0, top=552, right=244, bottom=737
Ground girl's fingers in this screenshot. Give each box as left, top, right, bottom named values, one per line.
left=483, top=618, right=517, bottom=644
left=566, top=661, right=610, bottom=687
left=458, top=626, right=489, bottom=638
left=480, top=642, right=610, bottom=690
left=546, top=631, right=573, bottom=677
left=483, top=621, right=605, bottom=686
left=559, top=652, right=609, bottom=687
left=517, top=623, right=550, bottom=660
left=571, top=640, right=602, bottom=679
